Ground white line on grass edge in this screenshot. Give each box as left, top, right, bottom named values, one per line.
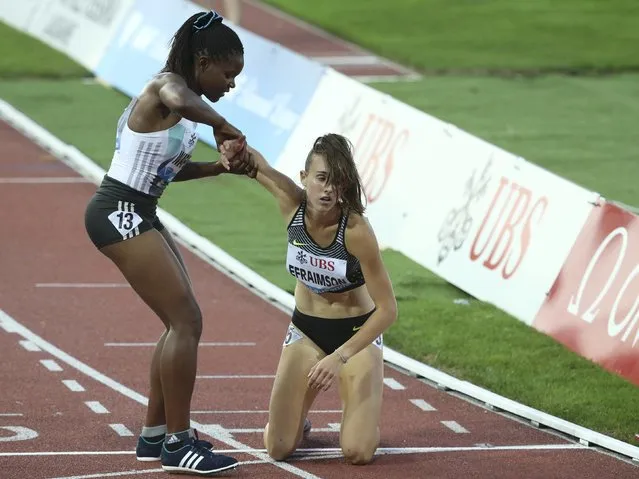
left=1, top=98, right=637, bottom=464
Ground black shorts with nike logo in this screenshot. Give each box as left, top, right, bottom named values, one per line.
left=291, top=308, right=377, bottom=355
left=84, top=175, right=165, bottom=249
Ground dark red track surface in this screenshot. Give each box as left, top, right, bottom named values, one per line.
left=2, top=122, right=639, bottom=479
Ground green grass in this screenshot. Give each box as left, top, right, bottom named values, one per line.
left=373, top=74, right=639, bottom=206
left=2, top=12, right=639, bottom=447
left=264, top=0, right=639, bottom=73
left=0, top=23, right=88, bottom=78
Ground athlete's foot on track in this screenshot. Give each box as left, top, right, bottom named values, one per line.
left=303, top=418, right=311, bottom=436
left=136, top=429, right=215, bottom=462
left=161, top=437, right=239, bottom=476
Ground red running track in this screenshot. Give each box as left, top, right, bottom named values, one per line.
left=1, top=121, right=638, bottom=479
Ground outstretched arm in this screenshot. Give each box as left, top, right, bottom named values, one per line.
left=221, top=142, right=304, bottom=219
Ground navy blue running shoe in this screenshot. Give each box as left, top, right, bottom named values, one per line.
left=136, top=430, right=214, bottom=462
left=161, top=437, right=239, bottom=475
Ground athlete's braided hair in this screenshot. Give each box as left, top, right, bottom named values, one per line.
left=162, top=11, right=244, bottom=88
left=305, top=134, right=366, bottom=215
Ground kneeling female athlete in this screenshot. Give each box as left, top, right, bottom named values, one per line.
left=221, top=134, right=398, bottom=465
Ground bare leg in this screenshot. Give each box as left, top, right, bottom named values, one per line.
left=101, top=229, right=202, bottom=433
left=338, top=344, right=384, bottom=465
left=140, top=227, right=192, bottom=428
left=264, top=328, right=323, bottom=460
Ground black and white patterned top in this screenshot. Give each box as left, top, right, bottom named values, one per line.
left=286, top=200, right=365, bottom=294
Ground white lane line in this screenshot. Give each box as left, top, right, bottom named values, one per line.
left=225, top=427, right=337, bottom=434
left=109, top=424, right=134, bottom=437
left=191, top=409, right=342, bottom=414
left=40, top=359, right=63, bottom=372
left=19, top=340, right=42, bottom=352
left=104, top=342, right=255, bottom=347
left=49, top=470, right=163, bottom=479
left=442, top=421, right=470, bottom=434
left=0, top=443, right=590, bottom=458
left=0, top=177, right=91, bottom=184
left=85, top=401, right=109, bottom=414
left=410, top=399, right=437, bottom=412
left=0, top=309, right=322, bottom=479
left=62, top=380, right=85, bottom=392
left=0, top=413, right=23, bottom=417
left=383, top=377, right=405, bottom=390
left=36, top=283, right=130, bottom=288
left=196, top=375, right=275, bottom=379
left=310, top=55, right=382, bottom=66
left=0, top=322, right=17, bottom=333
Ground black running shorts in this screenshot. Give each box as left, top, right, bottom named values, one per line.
left=84, top=175, right=164, bottom=249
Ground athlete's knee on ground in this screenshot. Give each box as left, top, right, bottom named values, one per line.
left=264, top=423, right=298, bottom=461
left=341, top=437, right=378, bottom=465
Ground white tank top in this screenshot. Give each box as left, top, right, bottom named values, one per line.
left=106, top=98, right=198, bottom=197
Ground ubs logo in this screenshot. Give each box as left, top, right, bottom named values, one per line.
left=437, top=158, right=492, bottom=264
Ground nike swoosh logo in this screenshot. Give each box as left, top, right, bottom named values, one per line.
left=352, top=326, right=362, bottom=331
left=293, top=240, right=308, bottom=246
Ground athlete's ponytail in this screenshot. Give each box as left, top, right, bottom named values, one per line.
left=306, top=134, right=366, bottom=215
left=161, top=11, right=244, bottom=88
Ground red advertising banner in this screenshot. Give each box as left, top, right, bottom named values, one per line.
left=533, top=202, right=639, bottom=386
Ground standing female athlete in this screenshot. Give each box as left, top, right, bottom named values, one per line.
left=84, top=11, right=252, bottom=476
left=221, top=134, right=398, bottom=465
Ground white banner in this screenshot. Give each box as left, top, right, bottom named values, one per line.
left=398, top=134, right=599, bottom=324
left=0, top=0, right=48, bottom=32
left=24, top=0, right=135, bottom=70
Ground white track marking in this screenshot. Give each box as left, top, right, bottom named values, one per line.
left=48, top=470, right=163, bottom=479
left=0, top=309, right=322, bottom=479
left=310, top=55, right=382, bottom=66
left=84, top=401, right=109, bottom=414
left=196, top=374, right=275, bottom=379
left=442, top=421, right=470, bottom=434
left=62, top=380, right=85, bottom=392
left=191, top=409, right=342, bottom=414
left=225, top=427, right=337, bottom=434
left=410, top=399, right=437, bottom=412
left=109, top=424, right=134, bottom=437
left=1, top=444, right=588, bottom=458
left=35, top=283, right=130, bottom=288
left=104, top=342, right=255, bottom=347
left=383, top=377, right=406, bottom=390
left=0, top=413, right=23, bottom=417
left=0, top=426, right=39, bottom=442
left=0, top=177, right=91, bottom=184
left=40, top=359, right=63, bottom=372
left=19, top=340, right=41, bottom=352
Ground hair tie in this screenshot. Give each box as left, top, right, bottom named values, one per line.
left=193, top=10, right=223, bottom=31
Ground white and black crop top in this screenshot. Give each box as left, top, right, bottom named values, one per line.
left=286, top=200, right=365, bottom=294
